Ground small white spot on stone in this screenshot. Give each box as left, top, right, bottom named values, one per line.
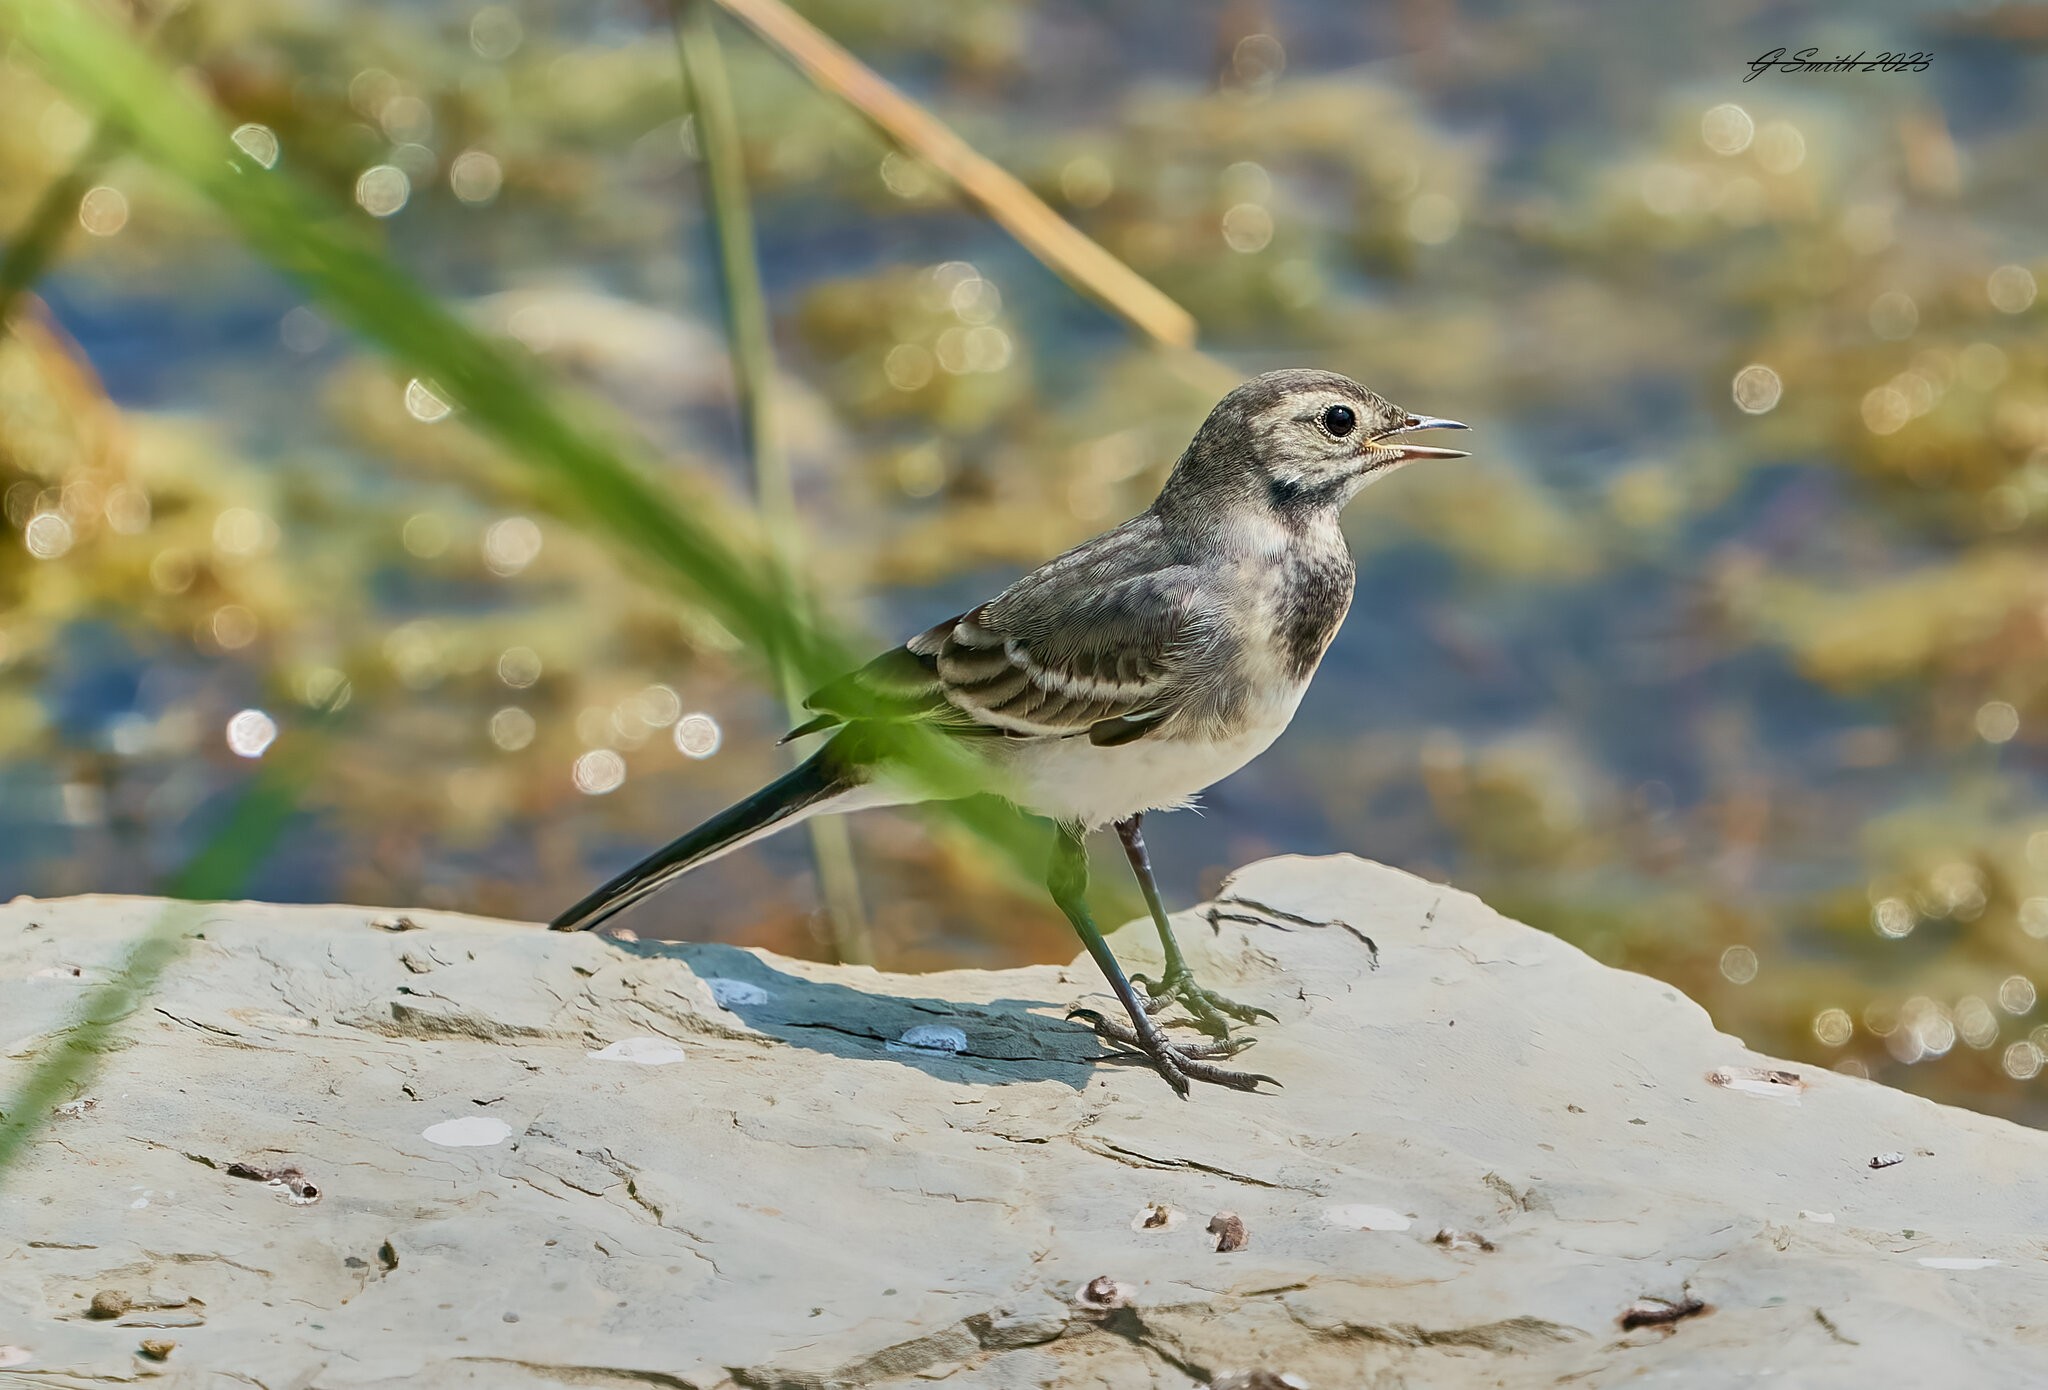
left=1919, top=1257, right=2000, bottom=1270
left=0, top=1346, right=32, bottom=1369
left=587, top=1037, right=688, bottom=1066
left=886, top=1024, right=968, bottom=1055
left=1323, top=1204, right=1413, bottom=1231
left=422, top=1116, right=513, bottom=1147
left=1798, top=1210, right=1836, bottom=1223
left=703, top=978, right=770, bottom=1008
left=1869, top=1151, right=1906, bottom=1169
left=129, top=1196, right=149, bottom=1209
left=1707, top=1066, right=1804, bottom=1102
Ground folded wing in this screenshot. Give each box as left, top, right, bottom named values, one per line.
left=783, top=562, right=1217, bottom=747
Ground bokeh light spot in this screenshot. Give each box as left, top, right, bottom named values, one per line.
left=573, top=749, right=626, bottom=795
left=470, top=5, right=524, bottom=59
left=1222, top=202, right=1274, bottom=254
left=450, top=150, right=503, bottom=205
left=355, top=164, right=410, bottom=217
left=1872, top=897, right=1916, bottom=939
left=1988, top=264, right=2037, bottom=315
left=1754, top=120, right=1806, bottom=173
left=405, top=378, right=453, bottom=423
left=1868, top=290, right=1918, bottom=341
left=280, top=306, right=329, bottom=354
left=1719, top=944, right=1758, bottom=984
left=1813, top=1008, right=1853, bottom=1047
left=402, top=512, right=450, bottom=558
left=675, top=713, right=722, bottom=759
left=1732, top=364, right=1781, bottom=414
left=1701, top=103, right=1754, bottom=155
left=885, top=343, right=935, bottom=392
left=226, top=708, right=278, bottom=759
left=483, top=516, right=542, bottom=576
left=231, top=123, right=280, bottom=168
left=211, top=605, right=258, bottom=650
left=490, top=707, right=536, bottom=751
left=78, top=186, right=128, bottom=237
left=1957, top=995, right=2000, bottom=1049
left=24, top=512, right=74, bottom=559
left=1976, top=701, right=2019, bottom=744
left=498, top=646, right=542, bottom=689
left=1059, top=156, right=1113, bottom=208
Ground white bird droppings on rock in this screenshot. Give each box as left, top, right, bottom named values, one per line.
left=1919, top=1257, right=2001, bottom=1270
left=1323, top=1204, right=1413, bottom=1231
left=588, top=1037, right=688, bottom=1065
left=0, top=1346, right=32, bottom=1369
left=422, top=1116, right=513, bottom=1148
left=1799, top=1210, right=1836, bottom=1223
left=1707, top=1066, right=1805, bottom=1102
left=886, top=1024, right=968, bottom=1054
left=703, top=977, right=770, bottom=1008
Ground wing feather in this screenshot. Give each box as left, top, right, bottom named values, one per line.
left=781, top=514, right=1216, bottom=746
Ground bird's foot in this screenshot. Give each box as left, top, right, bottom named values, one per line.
left=1131, top=968, right=1278, bottom=1040
left=1067, top=1007, right=1276, bottom=1097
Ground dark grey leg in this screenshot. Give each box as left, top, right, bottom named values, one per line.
left=1048, top=824, right=1272, bottom=1097
left=1115, top=814, right=1277, bottom=1039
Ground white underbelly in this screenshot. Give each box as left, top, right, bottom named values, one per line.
left=1000, top=687, right=1307, bottom=829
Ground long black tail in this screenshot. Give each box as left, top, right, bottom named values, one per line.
left=549, top=745, right=857, bottom=933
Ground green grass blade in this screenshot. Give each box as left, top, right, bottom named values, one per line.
left=0, top=0, right=1052, bottom=890
left=0, top=124, right=121, bottom=334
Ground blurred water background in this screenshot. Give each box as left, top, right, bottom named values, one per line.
left=4, top=0, right=2048, bottom=1122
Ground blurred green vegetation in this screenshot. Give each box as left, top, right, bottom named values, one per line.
left=3, top=0, right=2047, bottom=1129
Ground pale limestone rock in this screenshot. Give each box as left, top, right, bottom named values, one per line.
left=3, top=856, right=2046, bottom=1387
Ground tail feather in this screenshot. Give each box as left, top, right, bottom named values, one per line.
left=549, top=746, right=857, bottom=933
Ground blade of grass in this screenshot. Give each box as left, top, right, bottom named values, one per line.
left=676, top=0, right=872, bottom=964
left=0, top=900, right=201, bottom=1189
left=0, top=0, right=1050, bottom=888
left=0, top=723, right=326, bottom=1191
left=708, top=0, right=1199, bottom=351
left=0, top=123, right=121, bottom=335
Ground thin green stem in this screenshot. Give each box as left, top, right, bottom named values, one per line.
left=0, top=902, right=202, bottom=1187
left=0, top=724, right=326, bottom=1191
left=0, top=124, right=121, bottom=335
left=676, top=0, right=871, bottom=963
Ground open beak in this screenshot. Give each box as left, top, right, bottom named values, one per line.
left=1380, top=414, right=1470, bottom=463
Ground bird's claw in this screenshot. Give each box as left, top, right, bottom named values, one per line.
left=1132, top=969, right=1278, bottom=1040
left=1066, top=1007, right=1275, bottom=1096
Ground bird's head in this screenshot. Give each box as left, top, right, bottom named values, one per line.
left=1164, top=368, right=1469, bottom=516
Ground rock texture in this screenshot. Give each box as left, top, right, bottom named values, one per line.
left=4, top=855, right=2047, bottom=1387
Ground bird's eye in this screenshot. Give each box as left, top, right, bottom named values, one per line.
left=1322, top=404, right=1357, bottom=438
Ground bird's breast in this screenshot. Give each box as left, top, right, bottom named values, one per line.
left=1258, top=542, right=1355, bottom=683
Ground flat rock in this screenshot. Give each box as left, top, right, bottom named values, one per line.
left=3, top=856, right=2046, bottom=1387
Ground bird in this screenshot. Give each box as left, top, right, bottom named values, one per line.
left=551, top=368, right=1469, bottom=1095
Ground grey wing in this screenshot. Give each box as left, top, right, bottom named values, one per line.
left=915, top=565, right=1219, bottom=741
left=782, top=511, right=1217, bottom=746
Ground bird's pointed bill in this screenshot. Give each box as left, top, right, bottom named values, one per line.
left=1380, top=413, right=1470, bottom=463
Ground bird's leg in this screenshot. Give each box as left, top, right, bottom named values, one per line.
left=1049, top=825, right=1273, bottom=1097
left=1115, top=815, right=1278, bottom=1040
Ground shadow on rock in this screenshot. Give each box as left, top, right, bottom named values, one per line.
left=613, top=937, right=1107, bottom=1090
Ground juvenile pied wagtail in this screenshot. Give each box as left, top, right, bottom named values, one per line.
left=552, top=369, right=1469, bottom=1095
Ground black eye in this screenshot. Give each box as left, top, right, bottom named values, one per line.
left=1322, top=404, right=1357, bottom=437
